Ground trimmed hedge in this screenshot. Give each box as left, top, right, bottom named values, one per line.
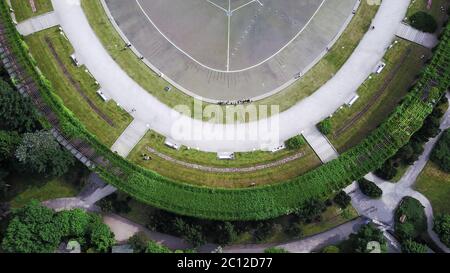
left=358, top=178, right=383, bottom=199
left=0, top=2, right=449, bottom=221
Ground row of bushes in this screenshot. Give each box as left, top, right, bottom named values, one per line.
left=0, top=1, right=449, bottom=221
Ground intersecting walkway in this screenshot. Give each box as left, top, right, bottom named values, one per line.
left=16, top=12, right=59, bottom=36
left=396, top=23, right=439, bottom=49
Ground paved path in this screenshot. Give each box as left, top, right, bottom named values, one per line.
left=51, top=0, right=411, bottom=153
left=111, top=119, right=148, bottom=157
left=396, top=23, right=439, bottom=49
left=303, top=127, right=339, bottom=163
left=346, top=93, right=450, bottom=253
left=16, top=12, right=59, bottom=36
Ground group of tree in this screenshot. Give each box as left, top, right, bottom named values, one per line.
left=1, top=201, right=115, bottom=253
left=376, top=96, right=448, bottom=180
left=0, top=78, right=74, bottom=200
left=431, top=129, right=450, bottom=173
left=434, top=214, right=450, bottom=248
left=347, top=223, right=387, bottom=253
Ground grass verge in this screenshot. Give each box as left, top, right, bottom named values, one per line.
left=10, top=0, right=53, bottom=22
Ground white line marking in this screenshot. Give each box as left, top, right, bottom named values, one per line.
left=227, top=0, right=231, bottom=71
left=207, top=0, right=228, bottom=13
left=232, top=0, right=258, bottom=13
left=135, top=0, right=327, bottom=73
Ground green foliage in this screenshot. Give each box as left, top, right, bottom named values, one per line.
left=128, top=232, right=148, bottom=253
left=322, top=245, right=340, bottom=253
left=433, top=214, right=450, bottom=247
left=145, top=240, right=172, bottom=253
left=1, top=202, right=115, bottom=253
left=295, top=199, right=326, bottom=223
left=285, top=135, right=306, bottom=150
left=358, top=179, right=383, bottom=198
left=0, top=79, right=39, bottom=133
left=1, top=201, right=62, bottom=253
left=264, top=247, right=289, bottom=253
left=15, top=130, right=74, bottom=177
left=401, top=239, right=428, bottom=253
left=410, top=11, right=438, bottom=33
left=317, top=118, right=332, bottom=135
left=349, top=223, right=387, bottom=253
left=88, top=215, right=116, bottom=253
left=334, top=191, right=351, bottom=209
left=0, top=130, right=20, bottom=161
left=395, top=197, right=427, bottom=242
left=215, top=222, right=237, bottom=245
left=431, top=129, right=450, bottom=172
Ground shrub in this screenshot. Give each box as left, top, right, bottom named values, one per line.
left=285, top=135, right=306, bottom=150
left=375, top=158, right=398, bottom=180
left=410, top=11, right=438, bottom=33
left=434, top=214, right=450, bottom=247
left=334, top=191, right=351, bottom=209
left=322, top=245, right=340, bottom=253
left=317, top=118, right=332, bottom=135
left=401, top=240, right=428, bottom=253
left=264, top=247, right=289, bottom=253
left=349, top=223, right=386, bottom=253
left=146, top=240, right=172, bottom=253
left=358, top=179, right=383, bottom=198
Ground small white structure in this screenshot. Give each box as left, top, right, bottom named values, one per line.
left=217, top=152, right=235, bottom=160
left=374, top=61, right=386, bottom=74
left=66, top=241, right=81, bottom=254
left=270, top=144, right=286, bottom=153
left=70, top=54, right=80, bottom=67
left=347, top=94, right=360, bottom=107
left=164, top=138, right=181, bottom=150
left=96, top=89, right=109, bottom=101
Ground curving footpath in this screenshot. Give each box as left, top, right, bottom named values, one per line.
left=51, top=0, right=410, bottom=153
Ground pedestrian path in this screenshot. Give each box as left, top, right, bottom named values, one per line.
left=303, top=127, right=339, bottom=163
left=16, top=12, right=59, bottom=36
left=111, top=119, right=148, bottom=157
left=396, top=23, right=438, bottom=49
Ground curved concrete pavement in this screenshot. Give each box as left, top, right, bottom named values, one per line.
left=51, top=0, right=410, bottom=152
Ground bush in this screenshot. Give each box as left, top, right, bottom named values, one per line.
left=410, top=11, right=438, bottom=33
left=358, top=179, right=383, bottom=198
left=334, top=191, right=351, bottom=209
left=317, top=118, right=332, bottom=135
left=264, top=247, right=289, bottom=253
left=434, top=214, right=450, bottom=247
left=322, top=245, right=340, bottom=253
left=431, top=129, right=450, bottom=173
left=295, top=199, right=326, bottom=223
left=285, top=135, right=306, bottom=150
left=349, top=224, right=386, bottom=253
left=401, top=240, right=428, bottom=253
left=146, top=240, right=172, bottom=253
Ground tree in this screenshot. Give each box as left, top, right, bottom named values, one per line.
left=431, top=129, right=450, bottom=173
left=0, top=79, right=39, bottom=133
left=334, top=191, right=351, bottom=209
left=15, top=130, right=74, bottom=177
left=358, top=179, right=383, bottom=198
left=349, top=224, right=386, bottom=253
left=0, top=168, right=9, bottom=198
left=317, top=118, right=332, bottom=135
left=55, top=209, right=91, bottom=238
left=295, top=199, right=326, bottom=223
left=215, top=222, right=237, bottom=245
left=128, top=232, right=149, bottom=253
left=376, top=158, right=398, bottom=180
left=285, top=135, right=306, bottom=150
left=145, top=240, right=172, bottom=253
left=0, top=130, right=20, bottom=161
left=1, top=201, right=62, bottom=253
left=434, top=214, right=450, bottom=247
left=88, top=215, right=116, bottom=253
left=409, top=11, right=438, bottom=33
left=401, top=240, right=427, bottom=253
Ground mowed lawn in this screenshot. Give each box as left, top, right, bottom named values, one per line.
left=10, top=0, right=53, bottom=22
left=81, top=0, right=378, bottom=120
left=25, top=27, right=132, bottom=147
left=415, top=162, right=450, bottom=215
left=328, top=40, right=431, bottom=152
left=128, top=131, right=321, bottom=188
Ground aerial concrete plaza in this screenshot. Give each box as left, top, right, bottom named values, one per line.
left=0, top=0, right=449, bottom=258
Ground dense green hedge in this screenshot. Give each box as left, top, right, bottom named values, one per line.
left=1, top=2, right=449, bottom=221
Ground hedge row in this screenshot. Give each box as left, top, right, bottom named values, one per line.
left=0, top=2, right=449, bottom=221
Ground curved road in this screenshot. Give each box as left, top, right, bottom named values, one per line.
left=51, top=0, right=410, bottom=152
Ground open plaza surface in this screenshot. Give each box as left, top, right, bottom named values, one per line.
left=0, top=0, right=449, bottom=259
